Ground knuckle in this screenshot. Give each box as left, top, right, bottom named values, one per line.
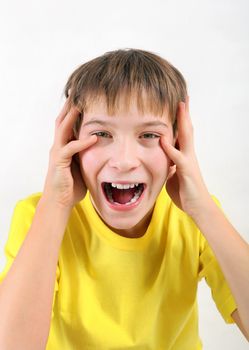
left=187, top=120, right=194, bottom=134
left=49, top=146, right=55, bottom=156
left=190, top=123, right=194, bottom=134
left=61, top=144, right=72, bottom=159
left=55, top=116, right=61, bottom=125
left=64, top=140, right=75, bottom=155
left=49, top=145, right=60, bottom=158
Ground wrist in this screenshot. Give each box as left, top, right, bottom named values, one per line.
left=38, top=194, right=73, bottom=222
left=189, top=194, right=219, bottom=223
left=40, top=191, right=74, bottom=213
left=33, top=195, right=73, bottom=241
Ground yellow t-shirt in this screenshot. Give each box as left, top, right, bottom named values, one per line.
left=0, top=187, right=237, bottom=349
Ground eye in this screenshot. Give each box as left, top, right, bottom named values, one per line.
left=140, top=133, right=160, bottom=139
left=92, top=131, right=111, bottom=138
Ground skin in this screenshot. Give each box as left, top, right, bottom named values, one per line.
left=78, top=97, right=176, bottom=238
left=160, top=98, right=211, bottom=217
left=42, top=100, right=98, bottom=209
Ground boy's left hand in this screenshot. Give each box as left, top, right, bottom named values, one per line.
left=160, top=96, right=211, bottom=217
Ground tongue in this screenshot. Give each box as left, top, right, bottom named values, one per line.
left=111, top=187, right=136, bottom=204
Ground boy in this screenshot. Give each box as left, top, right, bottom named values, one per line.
left=0, top=49, right=248, bottom=349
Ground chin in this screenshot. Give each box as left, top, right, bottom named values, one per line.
left=103, top=214, right=142, bottom=230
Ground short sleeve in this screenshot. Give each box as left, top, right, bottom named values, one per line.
left=198, top=196, right=237, bottom=324
left=0, top=194, right=60, bottom=318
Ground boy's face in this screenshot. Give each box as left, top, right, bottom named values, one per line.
left=78, top=97, right=176, bottom=238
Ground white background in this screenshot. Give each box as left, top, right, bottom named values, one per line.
left=0, top=0, right=248, bottom=348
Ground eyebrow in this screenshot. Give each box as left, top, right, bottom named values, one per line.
left=82, top=119, right=168, bottom=128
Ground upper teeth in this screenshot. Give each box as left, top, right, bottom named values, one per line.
left=111, top=183, right=140, bottom=189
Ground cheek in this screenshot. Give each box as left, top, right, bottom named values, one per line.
left=78, top=148, right=102, bottom=175
left=143, top=144, right=171, bottom=166
left=142, top=146, right=171, bottom=180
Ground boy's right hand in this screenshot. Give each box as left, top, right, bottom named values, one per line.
left=42, top=100, right=97, bottom=210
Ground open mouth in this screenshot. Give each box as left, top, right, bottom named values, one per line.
left=102, top=182, right=145, bottom=206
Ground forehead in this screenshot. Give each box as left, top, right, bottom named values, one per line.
left=84, top=95, right=170, bottom=123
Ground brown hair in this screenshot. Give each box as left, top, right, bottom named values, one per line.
left=64, top=48, right=187, bottom=136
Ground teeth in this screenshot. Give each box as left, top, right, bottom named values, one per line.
left=111, top=183, right=140, bottom=189
left=105, top=182, right=144, bottom=205
left=125, top=188, right=143, bottom=205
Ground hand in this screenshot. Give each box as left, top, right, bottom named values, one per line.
left=42, top=100, right=97, bottom=209
left=160, top=96, right=210, bottom=217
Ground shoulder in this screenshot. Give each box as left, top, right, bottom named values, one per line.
left=156, top=187, right=196, bottom=227
left=14, top=192, right=42, bottom=211
left=155, top=188, right=201, bottom=248
left=158, top=188, right=222, bottom=245
left=9, top=192, right=42, bottom=233
left=2, top=193, right=43, bottom=258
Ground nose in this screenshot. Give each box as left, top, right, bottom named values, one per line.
left=108, top=139, right=141, bottom=171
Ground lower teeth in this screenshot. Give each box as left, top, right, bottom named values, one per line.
left=106, top=186, right=143, bottom=205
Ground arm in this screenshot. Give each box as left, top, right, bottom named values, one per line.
left=192, top=195, right=249, bottom=340
left=161, top=97, right=249, bottom=340
left=0, top=199, right=70, bottom=350
left=0, top=100, right=97, bottom=349
left=232, top=309, right=249, bottom=341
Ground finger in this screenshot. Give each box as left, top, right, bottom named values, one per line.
left=185, top=95, right=190, bottom=116
left=167, top=165, right=176, bottom=181
left=61, top=135, right=97, bottom=162
left=160, top=137, right=183, bottom=167
left=176, top=102, right=194, bottom=153
left=55, top=99, right=71, bottom=127
left=56, top=107, right=82, bottom=146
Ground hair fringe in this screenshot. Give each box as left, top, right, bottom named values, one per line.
left=64, top=49, right=187, bottom=136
